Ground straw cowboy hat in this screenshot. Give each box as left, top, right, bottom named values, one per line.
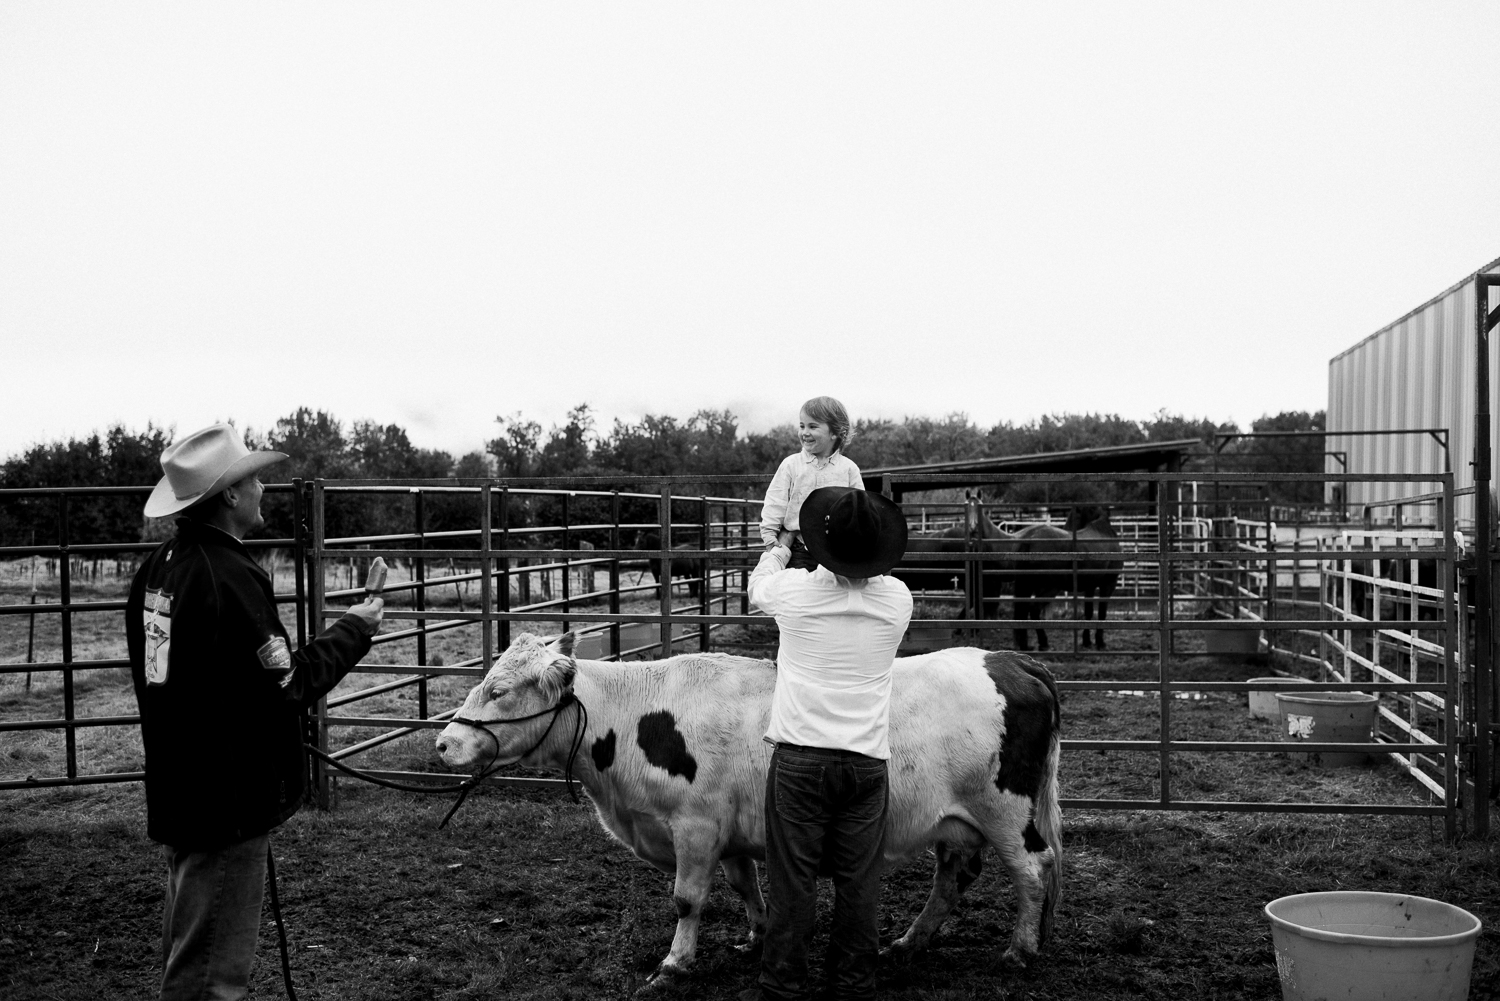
left=798, top=486, right=908, bottom=578
left=144, top=424, right=288, bottom=518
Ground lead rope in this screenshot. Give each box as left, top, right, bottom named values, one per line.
left=271, top=692, right=588, bottom=997
left=437, top=693, right=588, bottom=827
left=266, top=843, right=298, bottom=1001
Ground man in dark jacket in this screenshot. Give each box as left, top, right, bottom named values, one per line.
left=126, top=423, right=382, bottom=1001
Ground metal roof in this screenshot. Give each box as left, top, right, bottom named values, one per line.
left=866, top=438, right=1204, bottom=491
left=1329, top=253, right=1500, bottom=365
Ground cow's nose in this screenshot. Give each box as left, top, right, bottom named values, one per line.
left=435, top=737, right=449, bottom=755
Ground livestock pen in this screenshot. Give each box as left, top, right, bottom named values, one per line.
left=5, top=470, right=1499, bottom=1000
left=4, top=468, right=1488, bottom=837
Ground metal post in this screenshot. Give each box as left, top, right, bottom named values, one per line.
left=659, top=485, right=673, bottom=657
left=58, top=494, right=75, bottom=780
left=311, top=480, right=329, bottom=808
left=699, top=496, right=710, bottom=652
left=482, top=483, right=494, bottom=668
left=1317, top=536, right=1328, bottom=682
left=292, top=479, right=307, bottom=648
left=1157, top=475, right=1171, bottom=806
left=561, top=492, right=571, bottom=635
left=1471, top=274, right=1496, bottom=839
left=25, top=539, right=38, bottom=688
left=414, top=489, right=427, bottom=719
left=609, top=491, right=621, bottom=658
left=499, top=487, right=511, bottom=649
left=740, top=501, right=750, bottom=618
left=1265, top=484, right=1276, bottom=662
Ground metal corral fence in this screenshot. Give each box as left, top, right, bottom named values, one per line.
left=1208, top=485, right=1494, bottom=838
left=0, top=483, right=310, bottom=790
left=1, top=470, right=1487, bottom=839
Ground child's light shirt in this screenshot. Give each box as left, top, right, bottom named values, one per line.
left=759, top=451, right=864, bottom=547
left=747, top=550, right=913, bottom=760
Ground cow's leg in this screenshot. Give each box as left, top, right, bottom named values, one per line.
left=644, top=821, right=722, bottom=988
left=984, top=796, right=1058, bottom=970
left=718, top=855, right=766, bottom=954
left=882, top=843, right=976, bottom=964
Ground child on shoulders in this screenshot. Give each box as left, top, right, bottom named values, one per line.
left=760, top=396, right=863, bottom=571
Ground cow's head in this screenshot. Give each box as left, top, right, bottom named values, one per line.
left=435, top=631, right=577, bottom=772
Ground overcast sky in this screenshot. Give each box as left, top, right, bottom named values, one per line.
left=3, top=3, right=1498, bottom=462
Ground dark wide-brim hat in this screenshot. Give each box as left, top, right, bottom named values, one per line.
left=799, top=487, right=908, bottom=578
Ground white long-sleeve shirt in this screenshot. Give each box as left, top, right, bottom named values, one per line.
left=748, top=548, right=913, bottom=760
left=759, top=451, right=864, bottom=548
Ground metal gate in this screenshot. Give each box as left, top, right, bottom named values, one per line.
left=1, top=470, right=1490, bottom=839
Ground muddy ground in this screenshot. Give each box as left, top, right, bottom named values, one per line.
left=3, top=566, right=1497, bottom=998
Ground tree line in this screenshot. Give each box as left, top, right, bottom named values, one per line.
left=0, top=405, right=1324, bottom=547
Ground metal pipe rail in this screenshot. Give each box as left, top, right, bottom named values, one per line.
left=4, top=469, right=1477, bottom=839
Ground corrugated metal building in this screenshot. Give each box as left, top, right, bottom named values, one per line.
left=1327, top=255, right=1500, bottom=527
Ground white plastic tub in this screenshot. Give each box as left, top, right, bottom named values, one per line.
left=1248, top=677, right=1313, bottom=719
left=1265, top=891, right=1481, bottom=1001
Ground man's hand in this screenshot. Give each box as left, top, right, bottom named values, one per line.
left=347, top=596, right=385, bottom=636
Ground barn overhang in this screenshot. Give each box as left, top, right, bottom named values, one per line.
left=866, top=438, right=1204, bottom=496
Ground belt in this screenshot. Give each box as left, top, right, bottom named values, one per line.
left=775, top=742, right=875, bottom=759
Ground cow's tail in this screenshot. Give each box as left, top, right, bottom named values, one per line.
left=1026, top=661, right=1064, bottom=947
left=1035, top=722, right=1063, bottom=946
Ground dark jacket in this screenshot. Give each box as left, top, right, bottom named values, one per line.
left=126, top=520, right=371, bottom=849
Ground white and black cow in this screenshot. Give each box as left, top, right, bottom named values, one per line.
left=435, top=632, right=1062, bottom=986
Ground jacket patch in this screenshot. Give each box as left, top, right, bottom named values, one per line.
left=143, top=588, right=172, bottom=686
left=257, top=637, right=295, bottom=687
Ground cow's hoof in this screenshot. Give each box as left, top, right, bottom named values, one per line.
left=879, top=937, right=920, bottom=967
left=997, top=946, right=1031, bottom=971
left=639, top=964, right=689, bottom=995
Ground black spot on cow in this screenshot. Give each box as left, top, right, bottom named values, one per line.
left=982, top=651, right=1059, bottom=798
left=1023, top=819, right=1048, bottom=853
left=636, top=710, right=698, bottom=782
left=591, top=729, right=616, bottom=772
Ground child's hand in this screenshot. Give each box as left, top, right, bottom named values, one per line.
left=777, top=529, right=796, bottom=548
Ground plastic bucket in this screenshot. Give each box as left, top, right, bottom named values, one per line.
left=1248, top=677, right=1313, bottom=719
left=1265, top=891, right=1481, bottom=1001
left=1276, top=690, right=1378, bottom=766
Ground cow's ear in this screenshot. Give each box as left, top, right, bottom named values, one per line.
left=539, top=650, right=576, bottom=700
left=539, top=631, right=576, bottom=698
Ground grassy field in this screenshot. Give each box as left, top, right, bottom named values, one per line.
left=3, top=562, right=1497, bottom=999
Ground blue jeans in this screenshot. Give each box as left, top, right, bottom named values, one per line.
left=159, top=833, right=269, bottom=1001
left=760, top=745, right=888, bottom=1001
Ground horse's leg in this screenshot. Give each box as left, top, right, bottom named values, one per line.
left=1079, top=588, right=1095, bottom=649
left=1012, top=592, right=1031, bottom=651
left=1034, top=595, right=1050, bottom=653
left=1094, top=588, right=1110, bottom=649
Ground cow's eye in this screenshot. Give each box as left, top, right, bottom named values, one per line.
left=488, top=687, right=508, bottom=701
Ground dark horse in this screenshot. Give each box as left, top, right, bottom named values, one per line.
left=1060, top=505, right=1124, bottom=649
left=898, top=497, right=1123, bottom=652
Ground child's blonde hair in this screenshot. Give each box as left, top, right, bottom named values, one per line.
left=801, top=396, right=852, bottom=455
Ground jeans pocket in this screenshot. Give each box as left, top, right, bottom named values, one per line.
left=773, top=758, right=827, bottom=825
left=846, top=760, right=888, bottom=823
